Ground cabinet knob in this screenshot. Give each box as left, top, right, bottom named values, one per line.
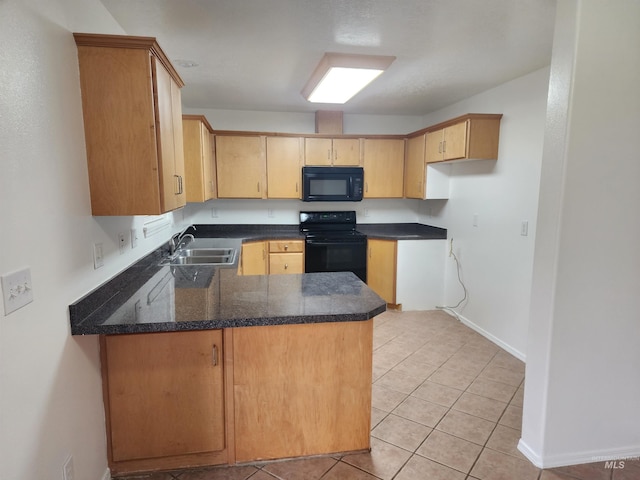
left=284, top=244, right=289, bottom=251
left=284, top=263, right=288, bottom=269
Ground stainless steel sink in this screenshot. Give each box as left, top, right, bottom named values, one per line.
left=163, top=247, right=237, bottom=266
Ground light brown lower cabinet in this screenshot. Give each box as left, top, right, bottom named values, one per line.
left=268, top=240, right=304, bottom=274
left=240, top=240, right=305, bottom=275
left=101, top=321, right=373, bottom=474
left=232, top=321, right=373, bottom=462
left=101, top=330, right=228, bottom=474
left=367, top=239, right=397, bottom=304
left=239, top=241, right=268, bottom=275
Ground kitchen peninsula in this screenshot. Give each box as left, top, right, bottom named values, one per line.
left=69, top=235, right=386, bottom=475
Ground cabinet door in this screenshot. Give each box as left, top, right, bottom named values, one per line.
left=404, top=135, right=426, bottom=199
left=202, top=125, right=217, bottom=200
left=425, top=129, right=444, bottom=163
left=240, top=241, right=268, bottom=275
left=267, top=137, right=302, bottom=198
left=442, top=121, right=468, bottom=161
left=304, top=138, right=332, bottom=165
left=183, top=118, right=215, bottom=202
left=216, top=135, right=266, bottom=198
left=363, top=139, right=405, bottom=198
left=103, top=330, right=225, bottom=462
left=154, top=56, right=186, bottom=212
left=332, top=138, right=361, bottom=166
left=367, top=239, right=397, bottom=304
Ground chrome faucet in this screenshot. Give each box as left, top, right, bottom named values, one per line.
left=169, top=225, right=196, bottom=255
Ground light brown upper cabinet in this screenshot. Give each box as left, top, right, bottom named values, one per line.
left=183, top=115, right=216, bottom=203
left=404, top=134, right=450, bottom=200
left=404, top=135, right=427, bottom=198
left=362, top=138, right=405, bottom=198
left=74, top=33, right=186, bottom=216
left=304, top=138, right=361, bottom=166
left=215, top=135, right=266, bottom=198
left=425, top=114, right=502, bottom=163
left=266, top=137, right=303, bottom=198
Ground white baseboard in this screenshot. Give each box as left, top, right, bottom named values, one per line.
left=101, top=467, right=111, bottom=480
left=518, top=438, right=640, bottom=469
left=518, top=438, right=544, bottom=467
left=441, top=309, right=526, bottom=362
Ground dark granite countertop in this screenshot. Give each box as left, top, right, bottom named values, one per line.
left=356, top=223, right=447, bottom=240
left=69, top=243, right=385, bottom=335
left=189, top=224, right=304, bottom=241
left=187, top=223, right=447, bottom=241
left=69, top=222, right=446, bottom=335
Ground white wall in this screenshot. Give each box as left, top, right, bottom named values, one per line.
left=416, top=67, right=550, bottom=359
left=182, top=107, right=424, bottom=135
left=0, top=2, right=188, bottom=479
left=521, top=0, right=640, bottom=468
left=186, top=198, right=423, bottom=225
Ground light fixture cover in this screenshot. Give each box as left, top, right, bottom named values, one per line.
left=302, top=53, right=395, bottom=104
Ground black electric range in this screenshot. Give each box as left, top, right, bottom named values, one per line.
left=299, top=211, right=367, bottom=282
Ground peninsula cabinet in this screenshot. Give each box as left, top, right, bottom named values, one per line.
left=362, top=138, right=405, bottom=198
left=266, top=136, right=303, bottom=198
left=183, top=115, right=216, bottom=202
left=101, top=330, right=227, bottom=474
left=304, top=137, right=361, bottom=166
left=233, top=321, right=372, bottom=462
left=74, top=33, right=186, bottom=216
left=424, top=114, right=502, bottom=163
left=216, top=135, right=266, bottom=198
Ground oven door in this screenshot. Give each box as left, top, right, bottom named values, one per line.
left=304, top=238, right=367, bottom=282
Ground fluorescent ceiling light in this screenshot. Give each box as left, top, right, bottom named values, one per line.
left=302, top=53, right=395, bottom=104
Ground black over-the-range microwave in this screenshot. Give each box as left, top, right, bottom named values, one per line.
left=301, top=166, right=364, bottom=202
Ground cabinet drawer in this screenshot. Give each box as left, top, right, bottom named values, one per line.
left=269, top=253, right=304, bottom=274
left=268, top=240, right=304, bottom=253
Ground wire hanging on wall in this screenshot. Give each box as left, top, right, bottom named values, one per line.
left=436, top=238, right=468, bottom=320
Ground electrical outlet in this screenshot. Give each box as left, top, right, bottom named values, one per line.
left=473, top=213, right=479, bottom=227
left=364, top=208, right=370, bottom=217
left=521, top=221, right=529, bottom=236
left=1, top=267, right=34, bottom=315
left=93, top=243, right=104, bottom=269
left=63, top=455, right=74, bottom=480
left=267, top=209, right=275, bottom=218
left=130, top=229, right=138, bottom=248
left=118, top=232, right=126, bottom=254
left=211, top=207, right=218, bottom=218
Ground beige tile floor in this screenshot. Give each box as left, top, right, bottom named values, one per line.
left=117, top=310, right=638, bottom=480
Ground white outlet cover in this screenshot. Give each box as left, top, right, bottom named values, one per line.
left=1, top=267, right=34, bottom=315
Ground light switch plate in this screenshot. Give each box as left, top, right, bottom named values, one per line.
left=1, top=267, right=34, bottom=315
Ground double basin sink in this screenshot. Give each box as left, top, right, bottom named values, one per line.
left=161, top=238, right=239, bottom=267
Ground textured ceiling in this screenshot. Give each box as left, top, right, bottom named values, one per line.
left=99, top=0, right=557, bottom=115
